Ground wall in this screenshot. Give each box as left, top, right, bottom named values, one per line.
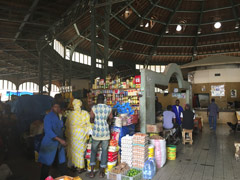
left=156, top=83, right=186, bottom=110
left=71, top=79, right=90, bottom=91
left=191, top=67, right=240, bottom=84
left=195, top=110, right=237, bottom=124
left=192, top=82, right=240, bottom=109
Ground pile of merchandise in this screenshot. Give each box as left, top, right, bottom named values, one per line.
left=121, top=135, right=133, bottom=167
left=92, top=75, right=141, bottom=89
left=107, top=140, right=119, bottom=172
left=108, top=162, right=130, bottom=180
left=113, top=102, right=138, bottom=127
left=132, top=133, right=149, bottom=169
left=85, top=143, right=101, bottom=172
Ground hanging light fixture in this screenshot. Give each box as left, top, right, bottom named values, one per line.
left=197, top=28, right=202, bottom=34
left=176, top=25, right=182, bottom=32
left=140, top=20, right=144, bottom=27
left=125, top=7, right=130, bottom=14
left=145, top=22, right=149, bottom=28
left=214, top=22, right=221, bottom=29
left=235, top=22, right=239, bottom=29
left=165, top=27, right=169, bottom=34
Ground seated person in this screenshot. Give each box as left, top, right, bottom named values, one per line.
left=181, top=104, right=195, bottom=139
left=163, top=105, right=176, bottom=129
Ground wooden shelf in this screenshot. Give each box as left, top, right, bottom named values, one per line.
left=91, top=88, right=140, bottom=91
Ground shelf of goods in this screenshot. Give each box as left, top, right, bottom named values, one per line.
left=88, top=88, right=140, bottom=112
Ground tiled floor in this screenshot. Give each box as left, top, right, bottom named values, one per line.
left=2, top=124, right=240, bottom=180
left=154, top=124, right=240, bottom=180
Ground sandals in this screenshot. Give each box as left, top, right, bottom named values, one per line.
left=99, top=171, right=105, bottom=178
left=86, top=172, right=95, bottom=179
left=77, top=168, right=87, bottom=174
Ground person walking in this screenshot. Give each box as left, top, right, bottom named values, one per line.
left=87, top=94, right=113, bottom=178
left=207, top=98, right=219, bottom=131
left=38, top=102, right=68, bottom=180
left=65, top=99, right=92, bottom=173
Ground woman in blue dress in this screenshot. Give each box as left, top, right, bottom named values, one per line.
left=38, top=102, right=68, bottom=180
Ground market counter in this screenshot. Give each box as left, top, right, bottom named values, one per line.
left=195, top=109, right=237, bottom=124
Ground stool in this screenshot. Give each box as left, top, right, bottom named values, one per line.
left=163, top=129, right=171, bottom=139
left=182, top=129, right=193, bottom=145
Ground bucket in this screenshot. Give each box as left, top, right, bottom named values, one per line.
left=167, top=145, right=176, bottom=160
left=107, top=161, right=117, bottom=172
left=87, top=159, right=100, bottom=172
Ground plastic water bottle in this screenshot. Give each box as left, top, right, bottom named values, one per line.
left=143, top=159, right=155, bottom=179
left=149, top=157, right=156, bottom=175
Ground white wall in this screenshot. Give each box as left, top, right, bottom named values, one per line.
left=71, top=79, right=90, bottom=90
left=192, top=68, right=240, bottom=84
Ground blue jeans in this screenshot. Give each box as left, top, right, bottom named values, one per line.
left=209, top=116, right=217, bottom=130
left=90, top=139, right=109, bottom=168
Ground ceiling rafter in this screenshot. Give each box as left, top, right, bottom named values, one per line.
left=154, top=3, right=240, bottom=13
left=228, top=0, right=240, bottom=35
left=14, top=0, right=40, bottom=41
left=192, top=0, right=205, bottom=61
left=145, top=0, right=183, bottom=66
left=65, top=0, right=135, bottom=46
left=109, top=0, right=162, bottom=58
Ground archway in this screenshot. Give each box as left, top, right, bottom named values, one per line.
left=18, top=82, right=39, bottom=93
left=0, top=80, right=17, bottom=101
left=43, top=84, right=60, bottom=97
left=140, top=63, right=190, bottom=133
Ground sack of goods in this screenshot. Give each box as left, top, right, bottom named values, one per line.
left=150, top=135, right=166, bottom=168
left=132, top=133, right=149, bottom=169
left=121, top=135, right=133, bottom=167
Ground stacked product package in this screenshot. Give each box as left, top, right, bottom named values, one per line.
left=132, top=133, right=149, bottom=169
left=121, top=135, right=133, bottom=167
left=107, top=140, right=119, bottom=172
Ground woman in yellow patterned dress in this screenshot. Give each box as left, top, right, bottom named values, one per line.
left=65, top=99, right=92, bottom=173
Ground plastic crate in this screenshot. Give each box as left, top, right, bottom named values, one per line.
left=107, top=171, right=143, bottom=180
left=107, top=172, right=121, bottom=180
left=121, top=171, right=143, bottom=180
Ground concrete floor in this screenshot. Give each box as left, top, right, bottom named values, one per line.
left=2, top=124, right=240, bottom=180
left=154, top=124, right=240, bottom=180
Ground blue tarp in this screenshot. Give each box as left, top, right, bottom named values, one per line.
left=11, top=95, right=53, bottom=133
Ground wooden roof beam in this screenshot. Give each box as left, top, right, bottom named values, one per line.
left=146, top=0, right=183, bottom=66
left=109, top=0, right=162, bottom=58
left=192, top=0, right=205, bottom=61
left=229, top=0, right=240, bottom=35
left=14, top=0, right=40, bottom=41
left=154, top=3, right=240, bottom=13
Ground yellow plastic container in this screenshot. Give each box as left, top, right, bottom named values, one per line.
left=87, top=159, right=99, bottom=172
left=167, top=145, right=176, bottom=160
left=106, top=161, right=117, bottom=172
left=148, top=144, right=155, bottom=158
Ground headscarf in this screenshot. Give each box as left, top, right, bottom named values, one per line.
left=72, top=99, right=82, bottom=112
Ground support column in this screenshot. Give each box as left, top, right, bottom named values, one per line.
left=38, top=51, right=43, bottom=94
left=48, top=61, right=52, bottom=96
left=63, top=46, right=66, bottom=86
left=90, top=3, right=96, bottom=84
left=69, top=49, right=74, bottom=86
left=103, top=2, right=110, bottom=79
